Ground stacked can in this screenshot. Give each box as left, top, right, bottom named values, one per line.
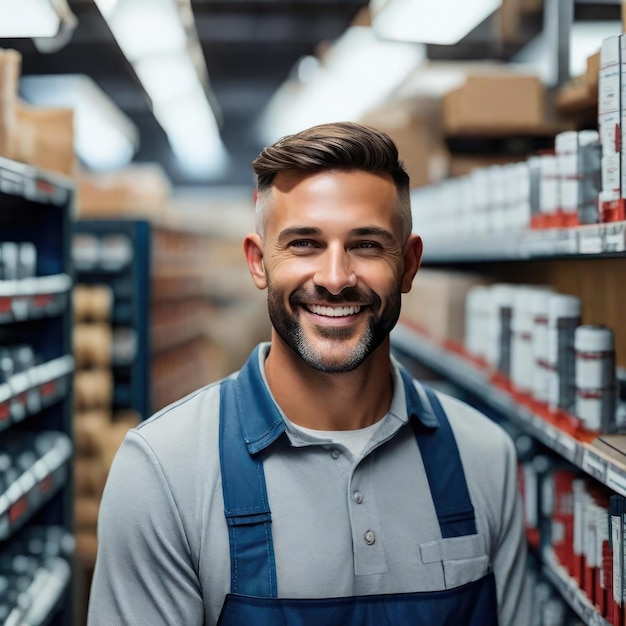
left=574, top=325, right=617, bottom=433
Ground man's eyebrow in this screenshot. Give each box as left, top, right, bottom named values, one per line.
left=277, top=226, right=321, bottom=244
left=349, top=227, right=396, bottom=243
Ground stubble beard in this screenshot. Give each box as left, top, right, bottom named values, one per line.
left=267, top=285, right=402, bottom=373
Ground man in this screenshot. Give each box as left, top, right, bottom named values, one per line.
left=88, top=122, right=530, bottom=625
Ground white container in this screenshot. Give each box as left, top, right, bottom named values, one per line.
left=575, top=325, right=617, bottom=431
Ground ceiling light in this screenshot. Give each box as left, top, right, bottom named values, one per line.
left=106, top=0, right=187, bottom=61
left=134, top=52, right=198, bottom=104
left=20, top=74, right=139, bottom=171
left=372, top=0, right=502, bottom=45
left=152, top=89, right=229, bottom=179
left=261, top=26, right=424, bottom=142
left=92, top=0, right=119, bottom=19
left=0, top=0, right=61, bottom=38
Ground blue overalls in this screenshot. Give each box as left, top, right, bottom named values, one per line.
left=217, top=347, right=499, bottom=625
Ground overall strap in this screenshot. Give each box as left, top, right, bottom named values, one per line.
left=400, top=369, right=478, bottom=538
left=219, top=377, right=278, bottom=597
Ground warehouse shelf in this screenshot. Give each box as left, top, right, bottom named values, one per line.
left=73, top=220, right=151, bottom=419
left=0, top=354, right=74, bottom=431
left=0, top=156, right=73, bottom=207
left=0, top=524, right=74, bottom=626
left=391, top=322, right=626, bottom=497
left=0, top=155, right=75, bottom=626
left=0, top=274, right=72, bottom=324
left=541, top=547, right=610, bottom=626
left=419, top=222, right=626, bottom=263
left=0, top=432, right=73, bottom=541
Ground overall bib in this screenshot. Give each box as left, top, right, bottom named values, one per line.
left=217, top=348, right=499, bottom=625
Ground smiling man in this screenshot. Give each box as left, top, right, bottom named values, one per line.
left=88, top=122, right=531, bottom=626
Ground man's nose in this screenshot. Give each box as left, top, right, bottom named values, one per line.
left=313, top=247, right=357, bottom=296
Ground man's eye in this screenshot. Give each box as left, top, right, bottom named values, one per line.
left=356, top=241, right=380, bottom=249
left=290, top=240, right=315, bottom=248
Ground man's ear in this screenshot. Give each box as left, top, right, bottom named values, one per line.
left=243, top=233, right=267, bottom=290
left=400, top=234, right=423, bottom=294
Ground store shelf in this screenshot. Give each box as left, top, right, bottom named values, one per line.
left=0, top=155, right=75, bottom=626
left=0, top=524, right=74, bottom=626
left=0, top=156, right=73, bottom=207
left=541, top=547, right=610, bottom=626
left=73, top=220, right=151, bottom=419
left=0, top=355, right=74, bottom=431
left=0, top=274, right=72, bottom=324
left=420, top=222, right=626, bottom=263
left=391, top=323, right=626, bottom=496
left=0, top=432, right=73, bottom=541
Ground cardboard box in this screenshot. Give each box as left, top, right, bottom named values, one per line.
left=10, top=100, right=76, bottom=177
left=360, top=98, right=449, bottom=189
left=401, top=269, right=488, bottom=344
left=77, top=163, right=172, bottom=219
left=0, top=49, right=21, bottom=159
left=442, top=74, right=551, bottom=135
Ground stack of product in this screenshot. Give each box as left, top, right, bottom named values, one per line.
left=0, top=48, right=75, bottom=178
left=410, top=128, right=603, bottom=240
left=517, top=438, right=623, bottom=624
left=465, top=283, right=620, bottom=435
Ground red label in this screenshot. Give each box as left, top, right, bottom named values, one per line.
left=0, top=298, right=11, bottom=313
left=39, top=474, right=54, bottom=495
left=9, top=495, right=28, bottom=523
left=40, top=381, right=57, bottom=397
left=32, top=293, right=54, bottom=308
left=0, top=402, right=9, bottom=421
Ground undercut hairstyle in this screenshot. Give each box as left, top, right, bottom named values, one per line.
left=252, top=121, right=412, bottom=242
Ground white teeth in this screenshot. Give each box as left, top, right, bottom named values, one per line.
left=307, top=304, right=361, bottom=317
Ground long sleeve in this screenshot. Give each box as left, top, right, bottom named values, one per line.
left=87, top=430, right=204, bottom=626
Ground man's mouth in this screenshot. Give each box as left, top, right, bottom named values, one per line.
left=305, top=304, right=362, bottom=318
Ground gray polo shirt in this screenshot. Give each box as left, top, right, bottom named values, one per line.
left=88, top=343, right=531, bottom=626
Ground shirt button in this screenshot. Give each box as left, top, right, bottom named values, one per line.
left=331, top=449, right=340, bottom=459
left=353, top=491, right=363, bottom=504
left=364, top=530, right=375, bottom=545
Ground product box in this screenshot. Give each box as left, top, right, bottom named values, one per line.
left=13, top=101, right=76, bottom=177
left=598, top=35, right=624, bottom=221
left=360, top=98, right=448, bottom=188
left=442, top=74, right=549, bottom=135
left=0, top=48, right=21, bottom=159
left=400, top=269, right=488, bottom=345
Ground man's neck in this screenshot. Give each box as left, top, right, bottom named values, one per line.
left=263, top=337, right=394, bottom=431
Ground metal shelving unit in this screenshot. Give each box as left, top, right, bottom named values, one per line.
left=72, top=219, right=151, bottom=420
left=0, top=156, right=75, bottom=626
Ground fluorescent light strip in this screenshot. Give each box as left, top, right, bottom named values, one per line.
left=372, top=0, right=502, bottom=45
left=0, top=0, right=60, bottom=37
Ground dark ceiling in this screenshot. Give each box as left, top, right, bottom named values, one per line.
left=0, top=0, right=369, bottom=189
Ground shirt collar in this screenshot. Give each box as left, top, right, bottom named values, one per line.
left=234, top=343, right=439, bottom=455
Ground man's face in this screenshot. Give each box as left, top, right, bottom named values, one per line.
left=260, top=169, right=415, bottom=373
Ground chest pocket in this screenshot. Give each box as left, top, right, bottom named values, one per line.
left=419, top=534, right=490, bottom=590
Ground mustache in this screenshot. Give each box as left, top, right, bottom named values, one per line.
left=290, top=285, right=378, bottom=306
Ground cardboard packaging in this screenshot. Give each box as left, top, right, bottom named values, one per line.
left=401, top=269, right=488, bottom=344
left=360, top=98, right=448, bottom=189
left=442, top=74, right=553, bottom=135
left=0, top=48, right=21, bottom=159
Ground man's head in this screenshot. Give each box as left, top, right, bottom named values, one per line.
left=252, top=121, right=412, bottom=243
left=245, top=122, right=422, bottom=373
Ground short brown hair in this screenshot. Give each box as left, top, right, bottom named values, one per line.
left=252, top=121, right=412, bottom=240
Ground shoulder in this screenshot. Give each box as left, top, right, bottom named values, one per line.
left=122, top=376, right=235, bottom=474
left=433, top=389, right=515, bottom=456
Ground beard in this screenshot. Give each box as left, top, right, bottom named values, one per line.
left=267, top=284, right=401, bottom=373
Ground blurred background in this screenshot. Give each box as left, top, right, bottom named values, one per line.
left=1, top=1, right=626, bottom=624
